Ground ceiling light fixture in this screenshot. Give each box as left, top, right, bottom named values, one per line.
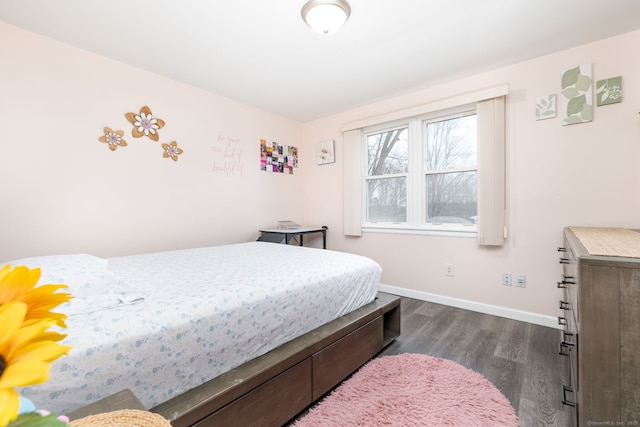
left=301, top=0, right=351, bottom=35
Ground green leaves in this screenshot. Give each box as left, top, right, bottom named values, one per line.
left=561, top=64, right=593, bottom=125
left=561, top=66, right=580, bottom=89
left=7, top=413, right=68, bottom=427
left=535, top=94, right=556, bottom=119
left=596, top=76, right=622, bottom=106
left=561, top=67, right=592, bottom=91
left=566, top=94, right=586, bottom=117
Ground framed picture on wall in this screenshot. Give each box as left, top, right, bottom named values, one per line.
left=316, top=140, right=335, bottom=165
left=561, top=63, right=593, bottom=125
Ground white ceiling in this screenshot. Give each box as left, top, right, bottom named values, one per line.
left=1, top=0, right=640, bottom=122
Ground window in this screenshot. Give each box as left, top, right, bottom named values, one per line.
left=365, top=126, right=408, bottom=223
left=363, top=108, right=477, bottom=232
left=424, top=113, right=477, bottom=227
left=343, top=84, right=507, bottom=245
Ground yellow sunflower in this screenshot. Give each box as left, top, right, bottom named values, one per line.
left=0, top=302, right=72, bottom=426
left=0, top=265, right=71, bottom=329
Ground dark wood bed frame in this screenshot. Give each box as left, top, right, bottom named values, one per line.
left=148, top=292, right=401, bottom=426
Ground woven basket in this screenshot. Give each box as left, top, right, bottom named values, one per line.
left=70, top=409, right=171, bottom=427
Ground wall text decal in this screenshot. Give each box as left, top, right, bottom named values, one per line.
left=212, top=132, right=244, bottom=177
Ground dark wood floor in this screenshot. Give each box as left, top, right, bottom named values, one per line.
left=287, top=295, right=572, bottom=426
left=375, top=296, right=572, bottom=426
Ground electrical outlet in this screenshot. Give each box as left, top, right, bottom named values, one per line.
left=515, top=274, right=526, bottom=287
left=502, top=272, right=512, bottom=286
left=445, top=264, right=454, bottom=277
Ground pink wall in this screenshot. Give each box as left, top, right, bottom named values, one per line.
left=302, top=30, right=640, bottom=324
left=2, top=20, right=639, bottom=324
left=0, top=22, right=304, bottom=259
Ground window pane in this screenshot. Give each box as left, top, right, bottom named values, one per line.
left=367, top=128, right=408, bottom=176
left=367, top=177, right=406, bottom=222
left=425, top=115, right=477, bottom=170
left=425, top=171, right=477, bottom=224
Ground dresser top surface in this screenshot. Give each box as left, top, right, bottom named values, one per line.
left=568, top=226, right=640, bottom=259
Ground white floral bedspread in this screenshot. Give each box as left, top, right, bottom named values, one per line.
left=15, top=242, right=380, bottom=414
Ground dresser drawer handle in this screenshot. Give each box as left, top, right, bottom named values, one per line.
left=559, top=342, right=572, bottom=356
left=562, top=331, right=575, bottom=343
left=558, top=316, right=567, bottom=326
left=559, top=300, right=570, bottom=310
left=559, top=257, right=569, bottom=264
left=561, top=385, right=576, bottom=407
left=557, top=247, right=567, bottom=252
left=557, top=279, right=575, bottom=288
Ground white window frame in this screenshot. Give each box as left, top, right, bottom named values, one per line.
left=343, top=84, right=508, bottom=245
left=362, top=105, right=478, bottom=234
left=421, top=107, right=478, bottom=233
left=362, top=119, right=411, bottom=228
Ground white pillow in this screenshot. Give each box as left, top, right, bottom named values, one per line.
left=2, top=253, right=143, bottom=315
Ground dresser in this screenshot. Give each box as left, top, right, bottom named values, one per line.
left=558, top=227, right=640, bottom=426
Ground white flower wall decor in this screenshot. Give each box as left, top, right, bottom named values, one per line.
left=99, top=105, right=184, bottom=161
left=125, top=105, right=165, bottom=141
left=162, top=141, right=183, bottom=161
left=98, top=127, right=128, bottom=151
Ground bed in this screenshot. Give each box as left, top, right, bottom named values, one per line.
left=10, top=242, right=400, bottom=426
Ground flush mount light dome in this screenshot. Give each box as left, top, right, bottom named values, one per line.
left=301, top=0, right=351, bottom=35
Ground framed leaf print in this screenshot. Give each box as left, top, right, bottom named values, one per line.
left=561, top=64, right=593, bottom=126
left=596, top=76, right=622, bottom=106
left=535, top=94, right=556, bottom=120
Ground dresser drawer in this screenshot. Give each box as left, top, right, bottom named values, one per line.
left=557, top=243, right=579, bottom=422
left=559, top=245, right=579, bottom=329
left=560, top=227, right=640, bottom=425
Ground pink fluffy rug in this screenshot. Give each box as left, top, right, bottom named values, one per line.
left=293, top=353, right=518, bottom=426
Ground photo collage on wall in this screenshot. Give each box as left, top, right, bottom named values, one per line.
left=260, top=139, right=298, bottom=174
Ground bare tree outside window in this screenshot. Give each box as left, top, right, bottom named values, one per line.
left=363, top=111, right=478, bottom=229
left=366, top=128, right=408, bottom=222
left=425, top=115, right=477, bottom=224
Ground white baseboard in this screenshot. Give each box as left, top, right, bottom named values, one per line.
left=378, top=284, right=561, bottom=329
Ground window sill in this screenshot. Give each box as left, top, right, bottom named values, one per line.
left=362, top=226, right=477, bottom=238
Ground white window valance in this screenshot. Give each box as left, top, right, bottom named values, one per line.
left=342, top=84, right=509, bottom=132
